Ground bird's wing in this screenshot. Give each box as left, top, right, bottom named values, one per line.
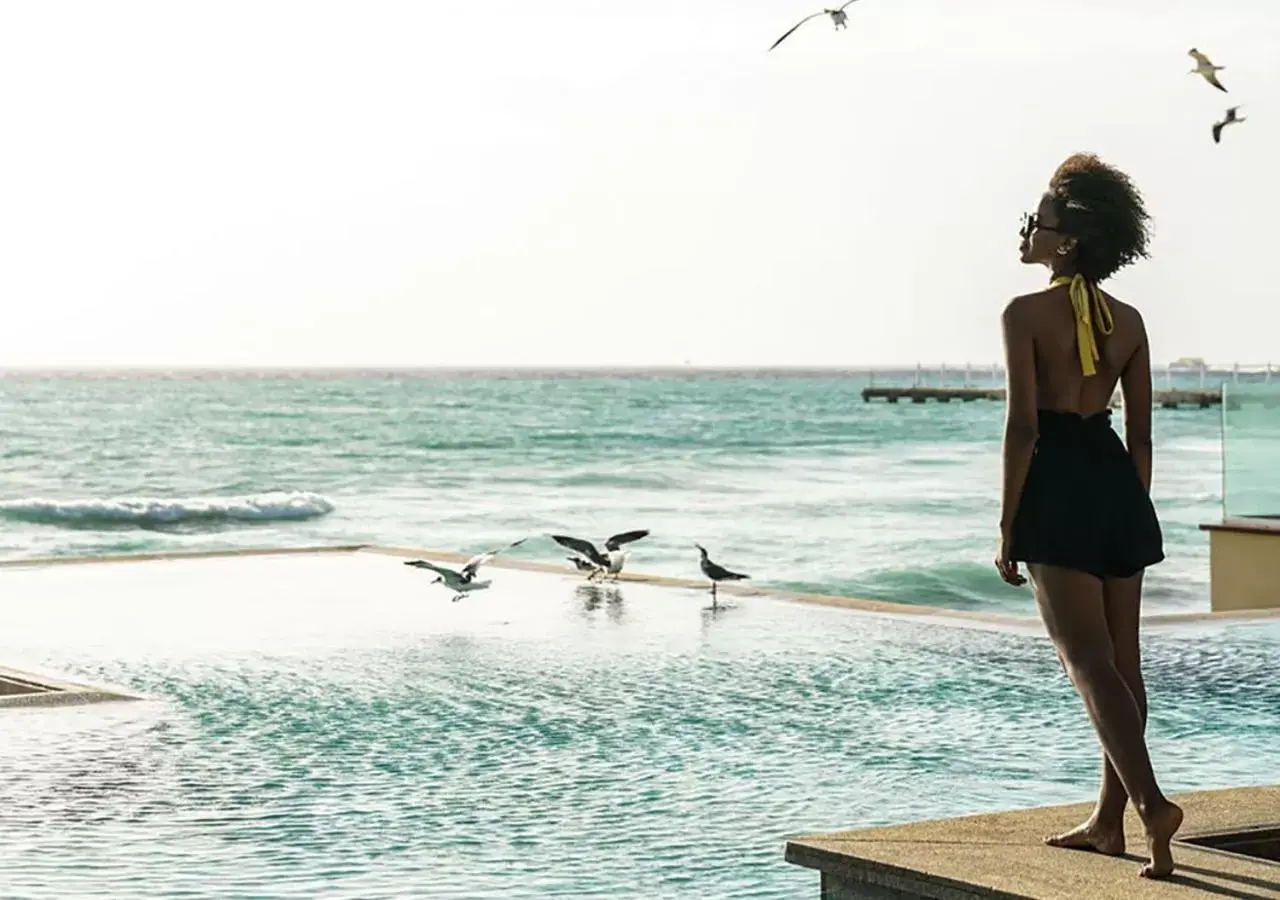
left=1212, top=121, right=1224, bottom=144
left=705, top=560, right=750, bottom=580
left=551, top=534, right=608, bottom=567
left=461, top=537, right=527, bottom=578
left=405, top=559, right=465, bottom=586
left=769, top=12, right=823, bottom=51
left=1189, top=49, right=1212, bottom=66
left=604, top=529, right=650, bottom=551
left=838, top=0, right=859, bottom=10
left=461, top=553, right=494, bottom=579
left=1205, top=71, right=1228, bottom=92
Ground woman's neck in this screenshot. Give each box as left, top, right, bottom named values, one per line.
left=1049, top=262, right=1079, bottom=281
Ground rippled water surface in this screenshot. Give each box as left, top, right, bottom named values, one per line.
left=2, top=553, right=1277, bottom=899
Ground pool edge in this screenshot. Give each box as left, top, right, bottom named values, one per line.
left=3, top=544, right=1277, bottom=630
left=0, top=662, right=150, bottom=710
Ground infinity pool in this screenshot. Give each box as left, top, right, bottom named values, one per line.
left=1, top=550, right=1277, bottom=899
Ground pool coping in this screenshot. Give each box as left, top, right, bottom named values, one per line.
left=785, top=784, right=1280, bottom=899
left=2, top=544, right=1278, bottom=632
left=0, top=662, right=149, bottom=709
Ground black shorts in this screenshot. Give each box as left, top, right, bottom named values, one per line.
left=1009, top=409, right=1164, bottom=579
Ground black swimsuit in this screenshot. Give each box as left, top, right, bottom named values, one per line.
left=1009, top=409, right=1164, bottom=579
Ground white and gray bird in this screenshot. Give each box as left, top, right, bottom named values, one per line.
left=695, top=544, right=750, bottom=608
left=1188, top=48, right=1228, bottom=93
left=552, top=530, right=650, bottom=581
left=403, top=537, right=526, bottom=601
left=1212, top=106, right=1245, bottom=144
left=769, top=1, right=859, bottom=52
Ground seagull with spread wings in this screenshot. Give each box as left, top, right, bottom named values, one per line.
left=552, top=530, right=650, bottom=581
left=1188, top=49, right=1228, bottom=93
left=403, top=537, right=526, bottom=601
left=1212, top=106, right=1245, bottom=144
left=769, top=1, right=859, bottom=52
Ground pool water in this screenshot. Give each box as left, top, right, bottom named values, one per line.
left=1, top=552, right=1277, bottom=899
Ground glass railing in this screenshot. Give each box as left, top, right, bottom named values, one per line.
left=1222, top=383, right=1280, bottom=520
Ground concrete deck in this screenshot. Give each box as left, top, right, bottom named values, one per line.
left=786, top=784, right=1280, bottom=899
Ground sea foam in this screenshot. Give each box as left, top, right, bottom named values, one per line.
left=0, top=491, right=335, bottom=527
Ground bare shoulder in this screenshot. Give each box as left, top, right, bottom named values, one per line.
left=1001, top=291, right=1045, bottom=324
left=1100, top=291, right=1147, bottom=334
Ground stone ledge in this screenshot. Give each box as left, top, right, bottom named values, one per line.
left=0, top=664, right=147, bottom=710
left=785, top=784, right=1280, bottom=899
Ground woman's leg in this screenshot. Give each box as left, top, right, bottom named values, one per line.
left=1044, top=571, right=1147, bottom=854
left=1029, top=563, right=1182, bottom=878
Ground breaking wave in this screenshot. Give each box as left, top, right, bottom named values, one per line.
left=0, top=491, right=335, bottom=528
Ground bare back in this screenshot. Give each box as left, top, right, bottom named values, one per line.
left=1016, top=284, right=1151, bottom=424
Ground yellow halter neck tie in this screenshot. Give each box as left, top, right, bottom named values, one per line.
left=1050, top=274, right=1114, bottom=376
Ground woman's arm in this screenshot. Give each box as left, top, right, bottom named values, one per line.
left=998, top=298, right=1040, bottom=534
left=1120, top=311, right=1153, bottom=493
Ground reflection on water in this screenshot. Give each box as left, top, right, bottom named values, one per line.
left=575, top=583, right=625, bottom=623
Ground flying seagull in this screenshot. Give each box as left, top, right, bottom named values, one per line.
left=552, top=530, right=649, bottom=581
left=1213, top=106, right=1245, bottom=144
left=769, top=1, right=859, bottom=52
left=403, top=537, right=526, bottom=601
left=1188, top=49, right=1228, bottom=92
left=695, top=544, right=750, bottom=608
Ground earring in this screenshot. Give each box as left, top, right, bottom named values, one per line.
left=1056, top=245, right=1070, bottom=256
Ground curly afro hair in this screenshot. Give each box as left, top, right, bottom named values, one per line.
left=1048, top=153, right=1152, bottom=283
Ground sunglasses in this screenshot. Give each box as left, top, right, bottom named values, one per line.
left=1020, top=212, right=1062, bottom=239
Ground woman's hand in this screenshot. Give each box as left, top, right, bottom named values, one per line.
left=994, top=531, right=1026, bottom=586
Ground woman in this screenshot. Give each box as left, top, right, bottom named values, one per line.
left=994, top=152, right=1182, bottom=879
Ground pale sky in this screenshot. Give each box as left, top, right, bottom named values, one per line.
left=1, top=0, right=1277, bottom=368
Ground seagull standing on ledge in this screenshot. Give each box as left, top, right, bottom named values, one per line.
left=552, top=530, right=650, bottom=581
left=696, top=544, right=749, bottom=608
left=1188, top=49, right=1228, bottom=92
left=1212, top=106, right=1245, bottom=143
left=403, top=537, right=526, bottom=601
left=769, top=1, right=859, bottom=52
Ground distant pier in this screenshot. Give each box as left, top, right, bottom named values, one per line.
left=862, top=386, right=1223, bottom=409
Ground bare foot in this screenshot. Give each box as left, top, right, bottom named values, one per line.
left=1139, top=802, right=1184, bottom=879
left=1043, top=818, right=1125, bottom=856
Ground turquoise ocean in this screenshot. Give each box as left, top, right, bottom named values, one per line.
left=5, top=370, right=1278, bottom=900
left=1, top=369, right=1223, bottom=615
